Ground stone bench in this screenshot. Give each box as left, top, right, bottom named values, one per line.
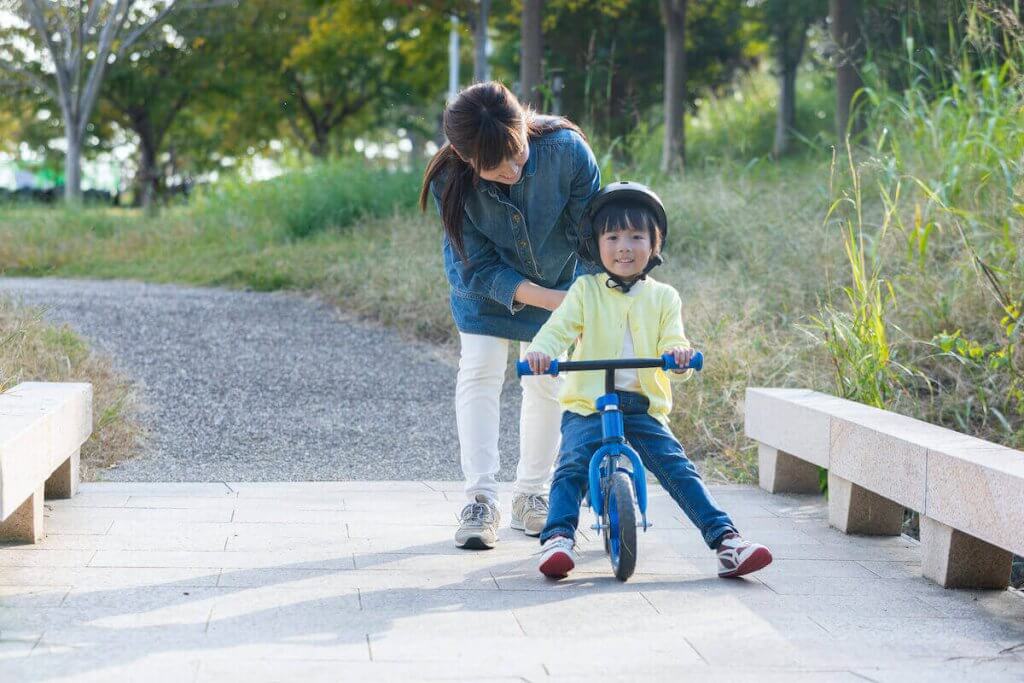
left=0, top=382, right=92, bottom=543
left=745, top=387, right=1024, bottom=590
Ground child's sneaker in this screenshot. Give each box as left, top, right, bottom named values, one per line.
left=716, top=533, right=773, bottom=578
left=538, top=535, right=576, bottom=578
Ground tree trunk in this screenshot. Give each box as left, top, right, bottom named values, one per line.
left=473, top=0, right=491, bottom=83
left=520, top=0, right=543, bottom=108
left=64, top=128, right=82, bottom=203
left=773, top=64, right=798, bottom=158
left=310, top=131, right=329, bottom=159
left=830, top=0, right=864, bottom=146
left=773, top=25, right=808, bottom=159
left=448, top=14, right=460, bottom=102
left=660, top=0, right=687, bottom=174
left=137, top=133, right=159, bottom=215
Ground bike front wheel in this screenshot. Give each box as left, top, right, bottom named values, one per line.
left=603, top=471, right=637, bottom=581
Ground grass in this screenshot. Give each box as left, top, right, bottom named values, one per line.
left=2, top=157, right=840, bottom=483
left=0, top=297, right=144, bottom=479
left=4, top=20, right=1023, bottom=479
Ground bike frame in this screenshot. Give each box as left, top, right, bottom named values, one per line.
left=588, top=379, right=650, bottom=531
left=516, top=352, right=704, bottom=533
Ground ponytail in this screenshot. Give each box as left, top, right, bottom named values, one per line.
left=418, top=144, right=475, bottom=259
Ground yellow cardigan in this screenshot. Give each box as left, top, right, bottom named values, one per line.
left=526, top=274, right=692, bottom=424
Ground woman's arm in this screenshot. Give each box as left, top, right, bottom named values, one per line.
left=434, top=183, right=526, bottom=313
left=513, top=281, right=566, bottom=311
left=564, top=133, right=602, bottom=257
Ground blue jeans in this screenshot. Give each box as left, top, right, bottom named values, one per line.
left=540, top=391, right=736, bottom=548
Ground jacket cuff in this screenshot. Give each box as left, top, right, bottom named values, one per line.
left=492, top=269, right=528, bottom=314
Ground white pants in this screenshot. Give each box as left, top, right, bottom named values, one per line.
left=456, top=332, right=564, bottom=503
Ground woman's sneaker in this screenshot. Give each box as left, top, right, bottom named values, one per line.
left=511, top=493, right=548, bottom=537
left=716, top=532, right=773, bottom=578
left=455, top=494, right=500, bottom=550
left=538, top=535, right=576, bottom=578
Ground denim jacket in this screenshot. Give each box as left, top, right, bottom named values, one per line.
left=431, top=124, right=602, bottom=342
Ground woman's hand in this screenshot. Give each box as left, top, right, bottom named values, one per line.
left=524, top=351, right=553, bottom=374
left=514, top=282, right=567, bottom=311
left=665, top=347, right=695, bottom=374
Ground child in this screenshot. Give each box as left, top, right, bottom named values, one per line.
left=523, top=181, right=773, bottom=579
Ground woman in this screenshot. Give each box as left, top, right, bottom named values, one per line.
left=419, top=81, right=601, bottom=550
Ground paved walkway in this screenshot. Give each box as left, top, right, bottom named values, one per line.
left=2, top=483, right=1023, bottom=682
left=0, top=277, right=521, bottom=481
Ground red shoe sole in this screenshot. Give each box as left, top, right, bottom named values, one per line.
left=719, top=546, right=773, bottom=578
left=539, top=550, right=575, bottom=579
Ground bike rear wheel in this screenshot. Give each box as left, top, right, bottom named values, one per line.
left=603, top=471, right=637, bottom=581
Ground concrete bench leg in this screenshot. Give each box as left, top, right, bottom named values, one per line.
left=920, top=516, right=1011, bottom=589
left=828, top=472, right=903, bottom=535
left=0, top=484, right=44, bottom=543
left=758, top=444, right=821, bottom=493
left=45, top=447, right=80, bottom=499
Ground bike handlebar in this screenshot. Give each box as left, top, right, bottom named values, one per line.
left=516, top=351, right=703, bottom=377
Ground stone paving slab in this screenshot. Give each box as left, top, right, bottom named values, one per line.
left=0, top=482, right=1022, bottom=682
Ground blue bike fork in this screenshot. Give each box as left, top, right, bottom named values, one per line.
left=588, top=392, right=650, bottom=531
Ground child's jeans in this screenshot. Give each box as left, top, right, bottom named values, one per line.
left=540, top=391, right=736, bottom=548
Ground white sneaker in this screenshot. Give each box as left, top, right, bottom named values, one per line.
left=716, top=533, right=773, bottom=578
left=455, top=494, right=500, bottom=550
left=538, top=535, right=576, bottom=578
left=511, top=493, right=548, bottom=537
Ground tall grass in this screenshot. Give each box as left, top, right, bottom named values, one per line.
left=827, top=0, right=1024, bottom=446
left=0, top=297, right=144, bottom=478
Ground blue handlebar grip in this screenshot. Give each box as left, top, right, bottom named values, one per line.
left=662, top=350, right=704, bottom=372
left=516, top=359, right=561, bottom=377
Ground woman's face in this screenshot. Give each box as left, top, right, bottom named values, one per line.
left=477, top=145, right=529, bottom=185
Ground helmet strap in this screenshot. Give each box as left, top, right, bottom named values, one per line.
left=602, top=254, right=664, bottom=294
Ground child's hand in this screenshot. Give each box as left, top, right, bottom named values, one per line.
left=524, top=351, right=553, bottom=375
left=666, top=347, right=694, bottom=373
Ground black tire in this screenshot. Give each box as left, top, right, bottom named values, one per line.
left=604, top=471, right=637, bottom=581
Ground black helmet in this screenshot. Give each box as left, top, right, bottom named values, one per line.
left=577, top=181, right=668, bottom=290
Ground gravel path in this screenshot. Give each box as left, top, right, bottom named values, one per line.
left=0, top=278, right=522, bottom=482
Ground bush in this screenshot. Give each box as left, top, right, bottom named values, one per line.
left=195, top=159, right=421, bottom=239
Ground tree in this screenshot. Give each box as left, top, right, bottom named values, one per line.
left=100, top=4, right=240, bottom=211
left=659, top=0, right=686, bottom=173
left=235, top=0, right=445, bottom=160
left=489, top=0, right=747, bottom=144
left=472, top=0, right=490, bottom=82
left=830, top=0, right=864, bottom=146
left=520, top=0, right=543, bottom=107
left=0, top=0, right=207, bottom=202
left=758, top=0, right=826, bottom=158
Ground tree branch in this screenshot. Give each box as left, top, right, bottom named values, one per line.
left=0, top=58, right=57, bottom=99
left=78, top=0, right=133, bottom=139
left=24, top=0, right=70, bottom=95
left=115, top=0, right=178, bottom=61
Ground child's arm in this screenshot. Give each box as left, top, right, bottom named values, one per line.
left=525, top=279, right=586, bottom=362
left=657, top=288, right=694, bottom=381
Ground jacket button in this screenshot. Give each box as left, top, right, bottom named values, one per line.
left=519, top=240, right=527, bottom=247
left=512, top=214, right=520, bottom=222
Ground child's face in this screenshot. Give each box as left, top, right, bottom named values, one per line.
left=598, top=226, right=653, bottom=281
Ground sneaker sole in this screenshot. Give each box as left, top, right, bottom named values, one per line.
left=719, top=546, right=773, bottom=578
left=455, top=536, right=497, bottom=550
left=539, top=550, right=575, bottom=579
left=510, top=519, right=542, bottom=537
